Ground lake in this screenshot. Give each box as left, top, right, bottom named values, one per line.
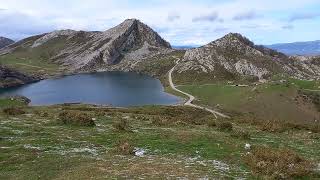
left=0, top=72, right=182, bottom=107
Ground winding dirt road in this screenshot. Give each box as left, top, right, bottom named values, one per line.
left=168, top=59, right=230, bottom=119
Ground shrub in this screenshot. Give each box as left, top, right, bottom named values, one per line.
left=58, top=111, right=95, bottom=126
left=94, top=110, right=105, bottom=117
left=113, top=118, right=130, bottom=131
left=310, top=124, right=320, bottom=133
left=260, top=120, right=286, bottom=133
left=244, top=146, right=315, bottom=179
left=115, top=139, right=135, bottom=155
left=3, top=107, right=25, bottom=115
left=34, top=110, right=49, bottom=117
left=217, top=121, right=233, bottom=131
left=207, top=118, right=217, bottom=128
left=231, top=129, right=251, bottom=139
left=152, top=117, right=163, bottom=126
left=151, top=116, right=169, bottom=126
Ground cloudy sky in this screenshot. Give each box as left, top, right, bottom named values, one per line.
left=0, top=0, right=319, bottom=46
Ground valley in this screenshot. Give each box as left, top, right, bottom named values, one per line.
left=0, top=18, right=320, bottom=179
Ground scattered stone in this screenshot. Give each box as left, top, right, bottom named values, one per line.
left=134, top=148, right=146, bottom=157
left=245, top=143, right=251, bottom=150
left=212, top=160, right=230, bottom=172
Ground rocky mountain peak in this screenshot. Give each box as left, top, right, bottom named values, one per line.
left=0, top=19, right=172, bottom=72
left=102, top=18, right=171, bottom=49
left=0, top=36, right=14, bottom=49
left=180, top=32, right=320, bottom=81
left=209, top=32, right=255, bottom=49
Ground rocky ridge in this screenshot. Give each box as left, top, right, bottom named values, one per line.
left=177, top=33, right=320, bottom=81
left=0, top=66, right=38, bottom=88
left=1, top=19, right=172, bottom=73
left=0, top=37, right=14, bottom=49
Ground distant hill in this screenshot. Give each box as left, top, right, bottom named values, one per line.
left=172, top=45, right=199, bottom=50
left=0, top=37, right=14, bottom=49
left=266, top=40, right=320, bottom=56
left=175, top=33, right=320, bottom=83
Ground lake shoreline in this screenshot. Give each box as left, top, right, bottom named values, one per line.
left=0, top=71, right=183, bottom=107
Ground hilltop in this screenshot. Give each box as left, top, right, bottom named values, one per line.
left=0, top=19, right=173, bottom=77
left=174, top=33, right=320, bottom=84
left=0, top=37, right=14, bottom=49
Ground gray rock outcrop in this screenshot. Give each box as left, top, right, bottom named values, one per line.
left=178, top=33, right=320, bottom=80
left=0, top=66, right=38, bottom=88
left=1, top=19, right=172, bottom=73
left=0, top=37, right=14, bottom=49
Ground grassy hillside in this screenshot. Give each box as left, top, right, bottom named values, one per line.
left=0, top=101, right=319, bottom=179
left=178, top=79, right=320, bottom=126
left=0, top=36, right=67, bottom=76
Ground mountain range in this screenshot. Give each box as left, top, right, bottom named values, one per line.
left=1, top=19, right=171, bottom=73
left=0, top=19, right=319, bottom=88
left=266, top=40, right=320, bottom=56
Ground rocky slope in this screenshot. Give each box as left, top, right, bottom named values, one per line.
left=177, top=33, right=320, bottom=81
left=0, top=66, right=38, bottom=88
left=0, top=37, right=14, bottom=49
left=0, top=19, right=172, bottom=73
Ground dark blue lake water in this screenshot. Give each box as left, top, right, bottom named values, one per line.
left=0, top=72, right=181, bottom=107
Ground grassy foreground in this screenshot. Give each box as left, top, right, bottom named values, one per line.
left=0, top=99, right=319, bottom=179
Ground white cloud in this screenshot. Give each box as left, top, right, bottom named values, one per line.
left=0, top=0, right=319, bottom=44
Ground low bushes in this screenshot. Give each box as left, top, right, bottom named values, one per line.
left=151, top=116, right=170, bottom=126
left=206, top=118, right=217, bottom=128
left=231, top=129, right=251, bottom=139
left=217, top=121, right=233, bottom=131
left=259, top=120, right=320, bottom=133
left=3, top=107, right=25, bottom=115
left=244, top=146, right=315, bottom=179
left=58, top=111, right=95, bottom=126
left=298, top=90, right=320, bottom=111
left=113, top=118, right=131, bottom=131
left=114, top=139, right=135, bottom=155
left=260, top=120, right=286, bottom=133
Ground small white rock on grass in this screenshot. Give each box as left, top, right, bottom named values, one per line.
left=244, top=143, right=251, bottom=150
left=134, top=148, right=146, bottom=157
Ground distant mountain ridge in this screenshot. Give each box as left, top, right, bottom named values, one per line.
left=0, top=37, right=14, bottom=49
left=176, top=33, right=320, bottom=82
left=0, top=20, right=319, bottom=85
left=266, top=40, right=320, bottom=56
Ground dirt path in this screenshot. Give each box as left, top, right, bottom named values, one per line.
left=303, top=89, right=320, bottom=92
left=168, top=58, right=230, bottom=119
left=15, top=63, right=43, bottom=69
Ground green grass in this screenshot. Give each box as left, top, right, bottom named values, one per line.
left=0, top=98, right=26, bottom=108
left=288, top=78, right=320, bottom=90
left=0, top=36, right=67, bottom=76
left=178, top=81, right=319, bottom=124
left=0, top=103, right=319, bottom=179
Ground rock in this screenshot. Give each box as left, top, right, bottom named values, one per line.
left=8, top=95, right=31, bottom=104
left=0, top=66, right=38, bottom=88
left=177, top=33, right=320, bottom=81
left=0, top=36, right=14, bottom=49
left=1, top=19, right=172, bottom=73
left=134, top=148, right=146, bottom=157
left=245, top=143, right=251, bottom=150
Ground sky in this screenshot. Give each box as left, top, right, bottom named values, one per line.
left=0, top=0, right=320, bottom=46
